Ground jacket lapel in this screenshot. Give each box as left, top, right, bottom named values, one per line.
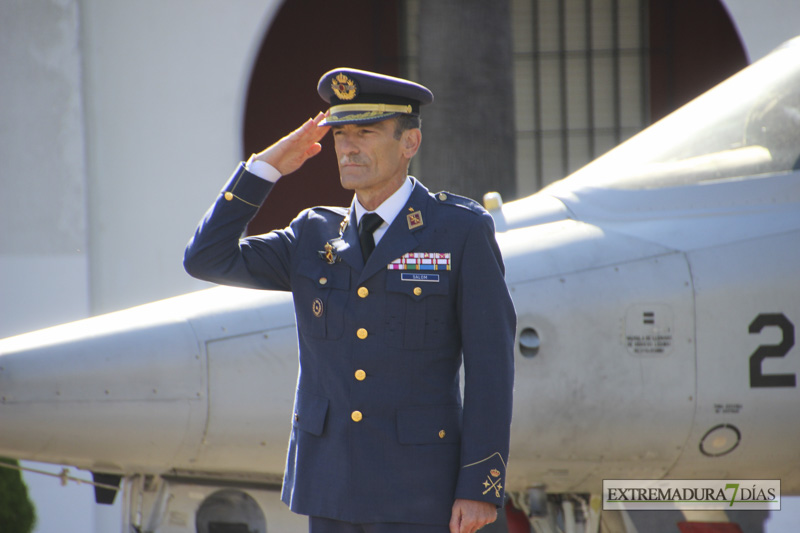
left=358, top=180, right=431, bottom=283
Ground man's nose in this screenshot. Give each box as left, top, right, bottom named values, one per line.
left=336, top=134, right=359, bottom=154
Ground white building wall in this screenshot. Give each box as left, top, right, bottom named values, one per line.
left=0, top=1, right=90, bottom=337
left=722, top=0, right=800, bottom=61
left=79, top=0, right=281, bottom=315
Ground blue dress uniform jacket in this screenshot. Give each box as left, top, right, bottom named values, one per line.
left=184, top=165, right=516, bottom=526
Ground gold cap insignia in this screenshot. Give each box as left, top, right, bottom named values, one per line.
left=407, top=210, right=423, bottom=230
left=312, top=298, right=324, bottom=318
left=332, top=73, right=357, bottom=101
left=490, top=469, right=501, bottom=478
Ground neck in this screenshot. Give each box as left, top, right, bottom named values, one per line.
left=355, top=175, right=407, bottom=211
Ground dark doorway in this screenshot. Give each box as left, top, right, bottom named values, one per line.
left=242, top=0, right=401, bottom=235
left=649, top=0, right=748, bottom=123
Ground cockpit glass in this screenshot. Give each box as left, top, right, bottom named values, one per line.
left=556, top=39, right=800, bottom=190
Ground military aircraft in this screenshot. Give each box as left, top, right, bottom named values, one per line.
left=1, top=36, right=799, bottom=533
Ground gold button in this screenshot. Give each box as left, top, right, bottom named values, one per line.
left=224, top=192, right=234, bottom=201
left=354, top=369, right=366, bottom=381
left=413, top=287, right=422, bottom=296
left=294, top=413, right=299, bottom=422
left=357, top=328, right=368, bottom=339
left=319, top=277, right=328, bottom=285
left=357, top=287, right=369, bottom=298
left=439, top=430, right=446, bottom=439
left=438, top=193, right=448, bottom=201
left=351, top=410, right=363, bottom=422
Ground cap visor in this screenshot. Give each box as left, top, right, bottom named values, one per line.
left=320, top=111, right=401, bottom=126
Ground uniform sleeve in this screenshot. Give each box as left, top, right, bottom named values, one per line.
left=454, top=212, right=516, bottom=506
left=183, top=163, right=303, bottom=291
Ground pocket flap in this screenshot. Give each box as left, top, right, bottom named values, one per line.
left=386, top=272, right=449, bottom=300
left=293, top=389, right=329, bottom=436
left=298, top=259, right=350, bottom=290
left=396, top=405, right=461, bottom=444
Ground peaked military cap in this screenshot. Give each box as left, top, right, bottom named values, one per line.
left=317, top=68, right=433, bottom=126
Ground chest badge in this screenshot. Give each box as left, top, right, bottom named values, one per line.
left=312, top=298, right=324, bottom=318
left=318, top=241, right=340, bottom=264
left=407, top=210, right=423, bottom=230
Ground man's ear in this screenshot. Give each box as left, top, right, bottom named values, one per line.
left=401, top=128, right=422, bottom=159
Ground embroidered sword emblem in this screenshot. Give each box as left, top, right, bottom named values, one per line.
left=482, top=476, right=502, bottom=497
left=482, top=470, right=503, bottom=497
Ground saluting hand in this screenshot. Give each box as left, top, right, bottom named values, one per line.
left=450, top=498, right=498, bottom=533
left=250, top=111, right=331, bottom=176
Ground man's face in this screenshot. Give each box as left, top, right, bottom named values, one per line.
left=332, top=119, right=409, bottom=194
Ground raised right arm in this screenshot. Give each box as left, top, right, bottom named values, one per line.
left=183, top=112, right=330, bottom=290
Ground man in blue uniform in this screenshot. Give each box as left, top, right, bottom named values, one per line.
left=184, top=68, right=516, bottom=533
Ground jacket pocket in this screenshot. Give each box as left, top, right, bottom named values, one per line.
left=385, top=272, right=452, bottom=349
left=396, top=404, right=462, bottom=445
left=292, top=389, right=330, bottom=437
left=296, top=259, right=350, bottom=339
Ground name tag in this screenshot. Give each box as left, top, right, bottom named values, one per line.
left=401, top=273, right=440, bottom=283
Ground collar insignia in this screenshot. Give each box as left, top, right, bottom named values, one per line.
left=318, top=241, right=340, bottom=264
left=332, top=73, right=358, bottom=101
left=407, top=210, right=423, bottom=230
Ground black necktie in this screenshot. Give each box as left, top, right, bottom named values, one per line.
left=359, top=213, right=384, bottom=261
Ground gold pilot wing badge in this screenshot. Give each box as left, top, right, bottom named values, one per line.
left=318, top=241, right=340, bottom=264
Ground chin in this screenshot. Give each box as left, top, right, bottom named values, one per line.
left=339, top=173, right=364, bottom=191
left=339, top=177, right=355, bottom=191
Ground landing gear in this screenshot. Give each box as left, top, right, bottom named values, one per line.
left=504, top=489, right=635, bottom=533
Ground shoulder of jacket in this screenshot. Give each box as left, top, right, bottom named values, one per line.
left=291, top=206, right=349, bottom=230
left=297, top=205, right=349, bottom=222
left=431, top=191, right=487, bottom=216
left=310, top=205, right=349, bottom=216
